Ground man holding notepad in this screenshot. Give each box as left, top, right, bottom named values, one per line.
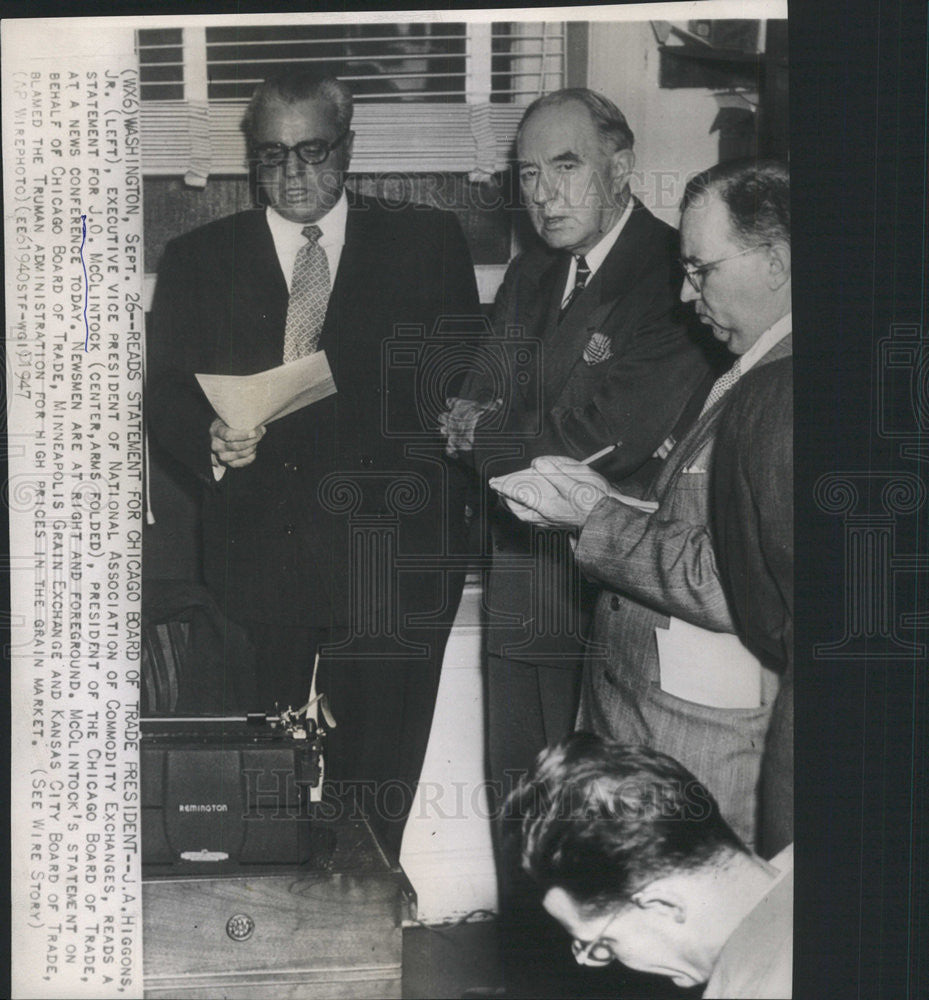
left=492, top=159, right=793, bottom=852
left=147, top=70, right=480, bottom=856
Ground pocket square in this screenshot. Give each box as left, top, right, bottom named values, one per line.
left=582, top=331, right=613, bottom=365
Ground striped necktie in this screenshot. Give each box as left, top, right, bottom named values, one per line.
left=282, top=224, right=330, bottom=363
left=558, top=255, right=591, bottom=323
left=700, top=357, right=742, bottom=416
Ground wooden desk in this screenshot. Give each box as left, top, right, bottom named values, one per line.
left=143, top=820, right=411, bottom=999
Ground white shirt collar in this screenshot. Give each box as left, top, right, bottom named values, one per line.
left=266, top=188, right=349, bottom=247
left=738, top=310, right=792, bottom=376
left=266, top=189, right=349, bottom=291
left=562, top=196, right=634, bottom=305
left=582, top=195, right=635, bottom=276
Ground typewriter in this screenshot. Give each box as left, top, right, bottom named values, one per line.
left=141, top=700, right=337, bottom=871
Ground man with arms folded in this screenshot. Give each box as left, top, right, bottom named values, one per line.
left=507, top=733, right=793, bottom=999
left=493, top=160, right=792, bottom=849
left=445, top=88, right=717, bottom=998
left=147, top=70, right=480, bottom=857
left=442, top=88, right=715, bottom=809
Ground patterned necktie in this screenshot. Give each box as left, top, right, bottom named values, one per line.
left=558, top=255, right=591, bottom=322
left=282, top=224, right=330, bottom=363
left=700, top=356, right=743, bottom=416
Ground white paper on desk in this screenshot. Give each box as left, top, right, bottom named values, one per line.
left=195, top=351, right=337, bottom=429
left=655, top=616, right=762, bottom=708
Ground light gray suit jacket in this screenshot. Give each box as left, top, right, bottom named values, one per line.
left=574, top=334, right=793, bottom=846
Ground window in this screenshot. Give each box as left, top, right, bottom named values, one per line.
left=137, top=22, right=567, bottom=183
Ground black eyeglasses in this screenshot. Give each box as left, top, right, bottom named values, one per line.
left=679, top=244, right=769, bottom=292
left=253, top=128, right=350, bottom=168
left=570, top=910, right=622, bottom=967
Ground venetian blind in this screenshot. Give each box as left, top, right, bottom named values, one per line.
left=136, top=22, right=566, bottom=184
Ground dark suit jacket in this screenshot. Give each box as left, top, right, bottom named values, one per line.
left=147, top=197, right=480, bottom=630
left=462, top=199, right=717, bottom=663
left=713, top=356, right=794, bottom=856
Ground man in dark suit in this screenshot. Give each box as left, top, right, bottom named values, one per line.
left=442, top=88, right=715, bottom=809
left=147, top=71, right=480, bottom=856
left=493, top=160, right=792, bottom=851
left=713, top=358, right=793, bottom=858
left=443, top=89, right=715, bottom=999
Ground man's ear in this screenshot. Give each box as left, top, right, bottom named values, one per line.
left=343, top=129, right=356, bottom=169
left=632, top=885, right=687, bottom=925
left=765, top=241, right=791, bottom=291
left=610, top=147, right=636, bottom=198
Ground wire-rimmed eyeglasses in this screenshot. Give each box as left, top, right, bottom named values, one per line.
left=570, top=909, right=622, bottom=967
left=253, top=127, right=350, bottom=168
left=679, top=243, right=769, bottom=292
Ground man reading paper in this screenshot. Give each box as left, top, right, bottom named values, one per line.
left=147, top=70, right=480, bottom=856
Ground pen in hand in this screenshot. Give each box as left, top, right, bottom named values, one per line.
left=580, top=443, right=616, bottom=467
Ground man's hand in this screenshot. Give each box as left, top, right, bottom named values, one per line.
left=438, top=396, right=502, bottom=456
left=210, top=417, right=266, bottom=470
left=489, top=455, right=611, bottom=530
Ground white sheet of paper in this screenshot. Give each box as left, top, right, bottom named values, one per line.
left=655, top=616, right=762, bottom=709
left=196, top=351, right=337, bottom=429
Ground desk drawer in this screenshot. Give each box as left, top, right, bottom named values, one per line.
left=143, top=871, right=402, bottom=999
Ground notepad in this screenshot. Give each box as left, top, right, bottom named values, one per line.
left=489, top=470, right=659, bottom=514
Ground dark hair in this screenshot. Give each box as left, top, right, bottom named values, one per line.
left=681, top=159, right=790, bottom=248
left=505, top=734, right=746, bottom=915
left=241, top=71, right=353, bottom=148
left=518, top=87, right=635, bottom=153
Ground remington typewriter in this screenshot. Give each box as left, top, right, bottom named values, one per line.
left=141, top=699, right=337, bottom=871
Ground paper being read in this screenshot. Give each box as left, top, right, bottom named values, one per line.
left=196, top=351, right=337, bottom=429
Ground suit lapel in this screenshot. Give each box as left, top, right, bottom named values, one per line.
left=653, top=333, right=794, bottom=494
left=654, top=404, right=721, bottom=492
left=518, top=252, right=564, bottom=338
left=540, top=200, right=658, bottom=403
left=522, top=253, right=569, bottom=404
left=541, top=263, right=601, bottom=399
left=315, top=199, right=384, bottom=378
left=231, top=211, right=289, bottom=369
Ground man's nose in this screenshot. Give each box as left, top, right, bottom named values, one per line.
left=680, top=276, right=699, bottom=303
left=283, top=149, right=305, bottom=177
left=530, top=172, right=557, bottom=206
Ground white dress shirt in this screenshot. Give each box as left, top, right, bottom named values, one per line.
left=560, top=196, right=634, bottom=307
left=212, top=193, right=349, bottom=479
left=266, top=189, right=349, bottom=292
left=738, top=311, right=792, bottom=376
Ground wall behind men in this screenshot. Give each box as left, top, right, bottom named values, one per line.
left=588, top=20, right=732, bottom=226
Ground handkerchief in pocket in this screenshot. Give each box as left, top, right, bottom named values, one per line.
left=582, top=331, right=613, bottom=365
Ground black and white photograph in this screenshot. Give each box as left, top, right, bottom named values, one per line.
left=2, top=3, right=926, bottom=999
